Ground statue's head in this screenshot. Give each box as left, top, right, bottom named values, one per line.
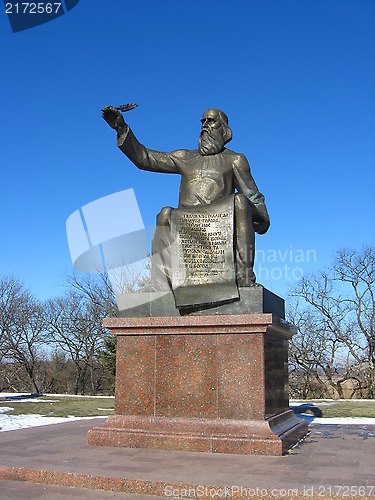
left=199, top=108, right=233, bottom=156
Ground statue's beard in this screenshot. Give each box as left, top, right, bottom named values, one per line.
left=198, top=128, right=225, bottom=156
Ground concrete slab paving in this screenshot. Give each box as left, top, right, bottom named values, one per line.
left=0, top=418, right=374, bottom=498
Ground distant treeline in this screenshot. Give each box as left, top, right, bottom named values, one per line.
left=1, top=246, right=374, bottom=399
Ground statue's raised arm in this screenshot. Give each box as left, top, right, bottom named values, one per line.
left=102, top=105, right=181, bottom=174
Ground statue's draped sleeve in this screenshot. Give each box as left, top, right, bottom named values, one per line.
left=116, top=126, right=182, bottom=174
left=233, top=154, right=270, bottom=234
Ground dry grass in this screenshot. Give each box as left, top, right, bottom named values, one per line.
left=292, top=399, right=375, bottom=418
left=1, top=395, right=375, bottom=419
left=0, top=395, right=115, bottom=418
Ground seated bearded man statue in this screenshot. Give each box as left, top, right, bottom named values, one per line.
left=102, top=106, right=270, bottom=292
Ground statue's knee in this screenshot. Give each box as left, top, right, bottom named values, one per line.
left=234, top=194, right=254, bottom=235
left=234, top=193, right=249, bottom=215
left=156, top=207, right=172, bottom=226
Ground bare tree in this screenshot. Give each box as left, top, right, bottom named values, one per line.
left=0, top=275, right=47, bottom=393
left=334, top=246, right=375, bottom=396
left=46, top=289, right=108, bottom=395
left=288, top=245, right=375, bottom=399
left=46, top=269, right=125, bottom=394
left=288, top=304, right=329, bottom=398
left=64, top=271, right=117, bottom=317
left=61, top=265, right=151, bottom=393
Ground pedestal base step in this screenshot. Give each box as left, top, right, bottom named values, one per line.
left=88, top=410, right=308, bottom=456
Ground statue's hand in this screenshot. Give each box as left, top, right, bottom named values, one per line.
left=253, top=220, right=270, bottom=235
left=102, top=106, right=127, bottom=134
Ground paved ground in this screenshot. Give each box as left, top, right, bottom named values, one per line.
left=0, top=418, right=374, bottom=498
left=0, top=480, right=150, bottom=499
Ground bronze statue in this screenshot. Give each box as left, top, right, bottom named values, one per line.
left=102, top=105, right=270, bottom=302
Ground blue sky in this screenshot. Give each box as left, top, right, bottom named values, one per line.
left=1, top=0, right=374, bottom=300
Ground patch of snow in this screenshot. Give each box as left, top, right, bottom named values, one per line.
left=299, top=414, right=375, bottom=425
left=290, top=400, right=333, bottom=406
left=291, top=398, right=375, bottom=403
left=0, top=413, right=106, bottom=432
left=2, top=398, right=58, bottom=403
left=0, top=407, right=13, bottom=414
left=0, top=393, right=29, bottom=398
left=36, top=393, right=114, bottom=399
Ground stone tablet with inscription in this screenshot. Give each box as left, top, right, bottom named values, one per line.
left=171, top=195, right=239, bottom=308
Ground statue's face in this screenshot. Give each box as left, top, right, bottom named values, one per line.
left=201, top=109, right=222, bottom=133
left=199, top=109, right=226, bottom=156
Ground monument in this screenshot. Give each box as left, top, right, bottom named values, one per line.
left=87, top=105, right=308, bottom=455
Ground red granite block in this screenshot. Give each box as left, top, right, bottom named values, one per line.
left=87, top=414, right=299, bottom=455
left=89, top=313, right=307, bottom=455
left=103, top=313, right=274, bottom=335
left=217, top=333, right=265, bottom=420
left=155, top=334, right=217, bottom=419
left=114, top=335, right=155, bottom=416
left=211, top=436, right=281, bottom=456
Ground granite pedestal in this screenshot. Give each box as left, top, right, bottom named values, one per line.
left=88, top=312, right=307, bottom=455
